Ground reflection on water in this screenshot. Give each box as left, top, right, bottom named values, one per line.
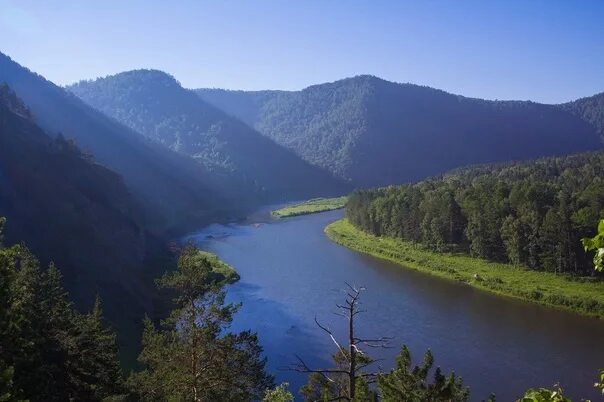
left=188, top=209, right=604, bottom=401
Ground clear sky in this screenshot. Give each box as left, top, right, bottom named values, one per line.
left=1, top=0, right=602, bottom=103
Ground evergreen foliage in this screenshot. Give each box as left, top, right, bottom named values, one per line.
left=346, top=151, right=604, bottom=275
left=67, top=70, right=349, bottom=203
left=0, top=220, right=124, bottom=402
left=198, top=76, right=602, bottom=186
left=129, top=245, right=273, bottom=401
left=377, top=347, right=469, bottom=402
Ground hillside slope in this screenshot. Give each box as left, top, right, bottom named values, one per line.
left=0, top=84, right=160, bottom=353
left=0, top=52, right=239, bottom=233
left=68, top=70, right=349, bottom=202
left=197, top=76, right=602, bottom=187
left=560, top=92, right=604, bottom=139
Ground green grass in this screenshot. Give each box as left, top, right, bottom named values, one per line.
left=272, top=196, right=348, bottom=218
left=196, top=250, right=240, bottom=284
left=325, top=219, right=604, bottom=318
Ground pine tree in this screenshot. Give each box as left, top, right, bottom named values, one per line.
left=377, top=346, right=469, bottom=402
left=129, top=245, right=273, bottom=401
left=0, top=218, right=124, bottom=401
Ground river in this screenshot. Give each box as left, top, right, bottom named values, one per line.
left=187, top=208, right=604, bottom=401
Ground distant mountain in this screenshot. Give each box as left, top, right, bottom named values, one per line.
left=0, top=52, right=241, bottom=234
left=197, top=75, right=603, bottom=187
left=560, top=92, right=604, bottom=139
left=0, top=84, right=161, bottom=355
left=67, top=70, right=348, bottom=202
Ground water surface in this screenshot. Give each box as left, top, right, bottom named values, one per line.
left=188, top=209, right=604, bottom=401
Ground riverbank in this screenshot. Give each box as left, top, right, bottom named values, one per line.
left=271, top=196, right=348, bottom=218
left=325, top=219, right=604, bottom=318
left=196, top=250, right=240, bottom=283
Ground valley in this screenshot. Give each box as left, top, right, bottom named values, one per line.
left=1, top=16, right=604, bottom=399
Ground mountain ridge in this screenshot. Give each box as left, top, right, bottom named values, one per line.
left=67, top=69, right=350, bottom=202
left=197, top=75, right=603, bottom=187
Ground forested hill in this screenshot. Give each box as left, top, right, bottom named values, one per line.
left=0, top=52, right=240, bottom=234
left=346, top=151, right=604, bottom=276
left=0, top=84, right=160, bottom=352
left=197, top=76, right=603, bottom=187
left=561, top=92, right=604, bottom=139
left=67, top=70, right=349, bottom=202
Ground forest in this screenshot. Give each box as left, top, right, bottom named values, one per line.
left=198, top=76, right=602, bottom=187
left=67, top=70, right=348, bottom=204
left=346, top=151, right=604, bottom=276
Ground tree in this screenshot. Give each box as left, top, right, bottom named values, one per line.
left=377, top=346, right=469, bottom=402
left=0, top=218, right=123, bottom=401
left=263, top=383, right=295, bottom=402
left=296, top=285, right=469, bottom=402
left=582, top=219, right=604, bottom=271
left=501, top=215, right=523, bottom=266
left=295, top=284, right=386, bottom=401
left=129, top=245, right=273, bottom=401
left=517, top=385, right=570, bottom=402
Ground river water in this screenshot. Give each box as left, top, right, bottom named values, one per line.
left=187, top=209, right=604, bottom=401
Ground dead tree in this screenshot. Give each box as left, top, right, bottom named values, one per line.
left=292, top=283, right=392, bottom=401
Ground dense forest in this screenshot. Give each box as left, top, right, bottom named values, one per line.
left=0, top=219, right=276, bottom=401
left=0, top=53, right=345, bottom=354
left=346, top=151, right=604, bottom=276
left=197, top=76, right=602, bottom=187
left=0, top=52, right=239, bottom=234
left=562, top=92, right=604, bottom=140
left=0, top=84, right=168, bottom=356
left=68, top=70, right=349, bottom=203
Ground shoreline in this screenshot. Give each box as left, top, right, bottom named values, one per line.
left=271, top=196, right=348, bottom=218
left=325, top=219, right=604, bottom=319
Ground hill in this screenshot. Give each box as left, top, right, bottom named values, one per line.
left=0, top=52, right=241, bottom=234
left=0, top=84, right=161, bottom=355
left=560, top=92, right=604, bottom=139
left=197, top=75, right=603, bottom=187
left=67, top=70, right=348, bottom=202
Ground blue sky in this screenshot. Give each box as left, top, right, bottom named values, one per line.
left=1, top=0, right=602, bottom=103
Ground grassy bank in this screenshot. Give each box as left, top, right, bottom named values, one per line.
left=272, top=196, right=348, bottom=218
left=194, top=250, right=240, bottom=283
left=325, top=219, right=604, bottom=318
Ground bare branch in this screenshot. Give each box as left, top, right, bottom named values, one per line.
left=315, top=316, right=346, bottom=356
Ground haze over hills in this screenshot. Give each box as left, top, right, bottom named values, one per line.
left=0, top=52, right=241, bottom=234
left=197, top=75, right=603, bottom=187
left=0, top=84, right=160, bottom=355
left=67, top=70, right=349, bottom=202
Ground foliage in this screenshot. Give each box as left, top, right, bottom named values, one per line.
left=561, top=92, right=604, bottom=140
left=377, top=346, right=469, bottom=402
left=0, top=221, right=124, bottom=402
left=581, top=219, right=604, bottom=271
left=197, top=76, right=601, bottom=187
left=272, top=196, right=348, bottom=218
left=517, top=385, right=570, bottom=402
left=297, top=286, right=469, bottom=402
left=0, top=51, right=235, bottom=235
left=68, top=70, right=348, bottom=203
left=263, top=383, right=294, bottom=402
left=346, top=151, right=604, bottom=276
left=595, top=370, right=604, bottom=396
left=325, top=219, right=604, bottom=317
left=129, top=245, right=273, bottom=401
left=0, top=83, right=160, bottom=352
